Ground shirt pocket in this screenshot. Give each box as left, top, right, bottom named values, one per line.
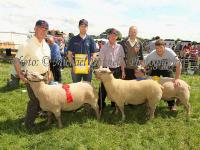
left=84, top=41, right=90, bottom=53
left=74, top=42, right=81, bottom=53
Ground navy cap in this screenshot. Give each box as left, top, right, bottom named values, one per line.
left=35, top=20, right=49, bottom=30
left=79, top=19, right=88, bottom=26
left=108, top=28, right=118, bottom=35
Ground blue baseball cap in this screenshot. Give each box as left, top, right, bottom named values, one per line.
left=35, top=20, right=49, bottom=30
left=79, top=19, right=88, bottom=26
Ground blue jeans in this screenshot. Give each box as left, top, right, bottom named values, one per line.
left=71, top=68, right=92, bottom=83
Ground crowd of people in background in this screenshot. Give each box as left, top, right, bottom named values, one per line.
left=179, top=43, right=199, bottom=71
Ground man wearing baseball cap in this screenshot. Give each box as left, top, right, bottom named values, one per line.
left=67, top=19, right=97, bottom=82
left=98, top=28, right=125, bottom=110
left=14, top=19, right=51, bottom=129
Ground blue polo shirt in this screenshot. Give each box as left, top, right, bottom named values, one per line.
left=68, top=34, right=96, bottom=63
left=49, top=43, right=61, bottom=62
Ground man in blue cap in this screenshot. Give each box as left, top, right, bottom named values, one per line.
left=67, top=19, right=97, bottom=82
left=14, top=20, right=51, bottom=129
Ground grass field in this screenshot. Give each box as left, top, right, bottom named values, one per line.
left=0, top=61, right=200, bottom=150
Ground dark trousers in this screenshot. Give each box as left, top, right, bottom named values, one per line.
left=24, top=73, right=48, bottom=128
left=71, top=68, right=92, bottom=83
left=124, top=68, right=136, bottom=80
left=98, top=67, right=121, bottom=109
left=61, top=52, right=65, bottom=69
left=50, top=61, right=61, bottom=82
left=150, top=70, right=175, bottom=107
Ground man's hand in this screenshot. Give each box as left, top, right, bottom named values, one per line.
left=19, top=72, right=27, bottom=83
left=173, top=79, right=180, bottom=87
left=122, top=71, right=126, bottom=79
left=48, top=71, right=52, bottom=82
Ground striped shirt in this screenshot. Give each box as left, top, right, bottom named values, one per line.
left=99, top=41, right=125, bottom=68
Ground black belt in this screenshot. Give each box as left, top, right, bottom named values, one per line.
left=109, top=67, right=120, bottom=71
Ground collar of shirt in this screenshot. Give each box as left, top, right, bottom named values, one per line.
left=32, top=36, right=45, bottom=47
left=79, top=34, right=87, bottom=40
left=108, top=41, right=117, bottom=49
left=128, top=38, right=138, bottom=47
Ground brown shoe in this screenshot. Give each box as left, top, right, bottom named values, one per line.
left=169, top=105, right=177, bottom=112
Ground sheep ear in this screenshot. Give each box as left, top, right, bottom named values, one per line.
left=109, top=71, right=114, bottom=74
left=41, top=76, right=45, bottom=80
left=107, top=68, right=112, bottom=73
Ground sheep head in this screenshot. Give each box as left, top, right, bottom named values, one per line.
left=93, top=67, right=113, bottom=81
left=25, top=71, right=44, bottom=82
left=135, top=65, right=146, bottom=78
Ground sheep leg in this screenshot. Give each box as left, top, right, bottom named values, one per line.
left=46, top=111, right=52, bottom=126
left=117, top=104, right=125, bottom=121
left=145, top=102, right=150, bottom=118
left=54, top=111, right=63, bottom=128
left=114, top=104, right=120, bottom=115
left=90, top=104, right=100, bottom=120
left=148, top=105, right=156, bottom=119
left=181, top=99, right=191, bottom=116
left=147, top=102, right=156, bottom=119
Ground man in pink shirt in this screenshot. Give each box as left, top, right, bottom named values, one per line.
left=98, top=28, right=125, bottom=110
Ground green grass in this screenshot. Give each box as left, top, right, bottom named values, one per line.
left=0, top=61, right=200, bottom=149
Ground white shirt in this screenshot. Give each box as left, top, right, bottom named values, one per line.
left=145, top=48, right=180, bottom=71
left=15, top=36, right=50, bottom=74
left=128, top=38, right=138, bottom=47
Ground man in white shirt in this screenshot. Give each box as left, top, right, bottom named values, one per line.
left=14, top=20, right=51, bottom=129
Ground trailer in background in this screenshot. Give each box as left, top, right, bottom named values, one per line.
left=0, top=32, right=30, bottom=60
left=164, top=39, right=175, bottom=49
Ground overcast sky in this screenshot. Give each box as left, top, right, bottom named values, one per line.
left=0, top=0, right=200, bottom=42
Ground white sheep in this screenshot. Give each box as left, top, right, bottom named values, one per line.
left=25, top=72, right=100, bottom=128
left=157, top=77, right=191, bottom=116
left=135, top=69, right=191, bottom=116
left=94, top=68, right=163, bottom=121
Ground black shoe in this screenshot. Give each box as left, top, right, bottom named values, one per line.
left=111, top=102, right=115, bottom=107
left=23, top=122, right=36, bottom=129
left=99, top=103, right=106, bottom=110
